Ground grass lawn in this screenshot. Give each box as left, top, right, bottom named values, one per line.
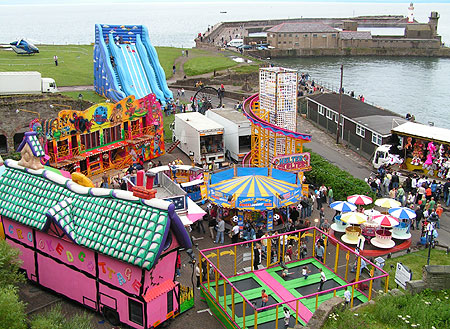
left=0, top=45, right=93, bottom=86
left=163, top=113, right=175, bottom=143
left=322, top=289, right=450, bottom=329
left=383, top=248, right=450, bottom=289
left=155, top=47, right=184, bottom=79
left=60, top=91, right=106, bottom=104
left=184, top=55, right=237, bottom=76
left=232, top=64, right=261, bottom=74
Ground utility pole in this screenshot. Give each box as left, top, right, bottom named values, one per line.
left=336, top=65, right=343, bottom=144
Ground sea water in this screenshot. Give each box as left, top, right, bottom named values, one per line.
left=1, top=1, right=449, bottom=128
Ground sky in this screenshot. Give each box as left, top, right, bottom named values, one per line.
left=1, top=0, right=449, bottom=4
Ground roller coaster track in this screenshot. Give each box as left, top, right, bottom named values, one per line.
left=241, top=93, right=312, bottom=167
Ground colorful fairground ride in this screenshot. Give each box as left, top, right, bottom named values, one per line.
left=30, top=93, right=165, bottom=178
left=0, top=131, right=195, bottom=329
left=205, top=67, right=312, bottom=232
left=198, top=227, right=389, bottom=329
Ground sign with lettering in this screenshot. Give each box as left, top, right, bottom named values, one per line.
left=237, top=196, right=273, bottom=210
left=267, top=210, right=274, bottom=231
left=395, top=262, right=412, bottom=290
left=272, top=153, right=311, bottom=172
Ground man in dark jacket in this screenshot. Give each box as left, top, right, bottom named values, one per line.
left=414, top=206, right=423, bottom=230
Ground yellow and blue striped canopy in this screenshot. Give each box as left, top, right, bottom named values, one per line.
left=208, top=175, right=302, bottom=210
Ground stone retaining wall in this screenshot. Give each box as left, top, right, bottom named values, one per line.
left=406, top=265, right=450, bottom=294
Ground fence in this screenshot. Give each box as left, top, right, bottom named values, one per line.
left=199, top=227, right=389, bottom=329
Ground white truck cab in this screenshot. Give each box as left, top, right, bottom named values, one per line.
left=42, top=78, right=58, bottom=93
left=372, top=144, right=392, bottom=169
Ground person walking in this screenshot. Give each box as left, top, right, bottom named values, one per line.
left=253, top=243, right=262, bottom=271
left=318, top=268, right=326, bottom=291
left=414, top=205, right=423, bottom=230
left=53, top=55, right=58, bottom=66
left=207, top=213, right=216, bottom=240
left=328, top=187, right=334, bottom=205
left=172, top=64, right=176, bottom=74
left=315, top=240, right=324, bottom=263
left=214, top=217, right=225, bottom=244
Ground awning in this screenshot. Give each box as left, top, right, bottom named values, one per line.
left=83, top=141, right=128, bottom=158
left=142, top=280, right=176, bottom=303
left=181, top=179, right=204, bottom=188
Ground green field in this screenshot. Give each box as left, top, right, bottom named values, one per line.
left=184, top=55, right=237, bottom=76
left=60, top=91, right=106, bottom=104
left=0, top=45, right=184, bottom=86
left=384, top=249, right=450, bottom=289
left=0, top=45, right=93, bottom=86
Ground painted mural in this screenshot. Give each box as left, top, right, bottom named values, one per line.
left=36, top=94, right=165, bottom=177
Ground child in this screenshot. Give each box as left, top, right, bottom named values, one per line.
left=283, top=307, right=291, bottom=327
left=302, top=265, right=311, bottom=279
left=261, top=289, right=269, bottom=307
left=281, top=268, right=293, bottom=278
left=344, top=286, right=351, bottom=306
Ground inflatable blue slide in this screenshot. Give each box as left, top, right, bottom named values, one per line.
left=94, top=24, right=172, bottom=104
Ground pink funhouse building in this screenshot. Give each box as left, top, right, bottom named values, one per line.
left=0, top=132, right=193, bottom=328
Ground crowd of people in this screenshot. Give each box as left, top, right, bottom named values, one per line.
left=367, top=167, right=447, bottom=235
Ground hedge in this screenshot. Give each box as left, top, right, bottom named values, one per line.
left=305, top=149, right=374, bottom=201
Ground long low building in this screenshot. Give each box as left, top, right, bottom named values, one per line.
left=306, top=93, right=407, bottom=159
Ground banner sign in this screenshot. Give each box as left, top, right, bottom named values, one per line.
left=279, top=188, right=302, bottom=206
left=208, top=188, right=233, bottom=207
left=237, top=196, right=273, bottom=210
left=395, top=262, right=412, bottom=289
left=238, top=211, right=244, bottom=230
left=272, top=152, right=311, bottom=172
left=267, top=210, right=274, bottom=231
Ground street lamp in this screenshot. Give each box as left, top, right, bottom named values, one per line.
left=16, top=108, right=40, bottom=120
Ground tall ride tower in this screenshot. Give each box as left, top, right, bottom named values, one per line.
left=408, top=2, right=414, bottom=23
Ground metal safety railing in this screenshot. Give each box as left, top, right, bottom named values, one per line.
left=199, top=227, right=389, bottom=329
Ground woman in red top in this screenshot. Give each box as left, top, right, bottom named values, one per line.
left=425, top=186, right=432, bottom=201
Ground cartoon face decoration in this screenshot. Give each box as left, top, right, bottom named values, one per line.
left=93, top=106, right=108, bottom=125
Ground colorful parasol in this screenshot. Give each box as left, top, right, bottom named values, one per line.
left=330, top=201, right=357, bottom=213
left=347, top=194, right=373, bottom=205
left=208, top=175, right=302, bottom=210
left=372, top=214, right=399, bottom=228
left=340, top=212, right=368, bottom=225
left=364, top=208, right=381, bottom=221
left=388, top=207, right=416, bottom=220
left=374, top=198, right=401, bottom=209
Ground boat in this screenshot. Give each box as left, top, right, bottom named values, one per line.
left=220, top=11, right=227, bottom=14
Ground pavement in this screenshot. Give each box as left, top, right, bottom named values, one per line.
left=24, top=86, right=449, bottom=328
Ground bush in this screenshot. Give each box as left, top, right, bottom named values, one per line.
left=30, top=304, right=93, bottom=329
left=305, top=149, right=374, bottom=200
left=0, top=240, right=25, bottom=286
left=0, top=286, right=27, bottom=329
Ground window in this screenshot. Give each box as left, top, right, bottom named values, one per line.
left=356, top=124, right=365, bottom=138
left=103, top=125, right=122, bottom=144
left=326, top=109, right=333, bottom=120
left=295, top=34, right=298, bottom=38
left=322, top=34, right=327, bottom=38
left=335, top=113, right=340, bottom=123
left=313, top=34, right=318, bottom=38
left=289, top=34, right=292, bottom=37
left=318, top=105, right=324, bottom=115
left=372, top=132, right=383, bottom=146
left=0, top=135, right=7, bottom=153
left=80, top=131, right=100, bottom=150
left=13, top=132, right=25, bottom=151
left=303, top=34, right=308, bottom=38
left=128, top=299, right=143, bottom=326
left=332, top=34, right=337, bottom=38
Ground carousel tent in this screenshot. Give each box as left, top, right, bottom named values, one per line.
left=208, top=168, right=302, bottom=210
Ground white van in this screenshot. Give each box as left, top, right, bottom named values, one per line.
left=227, top=39, right=244, bottom=48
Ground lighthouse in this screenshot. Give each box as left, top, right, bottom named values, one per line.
left=408, top=2, right=414, bottom=23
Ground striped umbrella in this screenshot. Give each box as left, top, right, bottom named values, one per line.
left=374, top=198, right=401, bottom=209
left=388, top=207, right=416, bottom=220
left=330, top=201, right=357, bottom=213
left=372, top=214, right=399, bottom=228
left=347, top=194, right=373, bottom=205
left=340, top=212, right=368, bottom=225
